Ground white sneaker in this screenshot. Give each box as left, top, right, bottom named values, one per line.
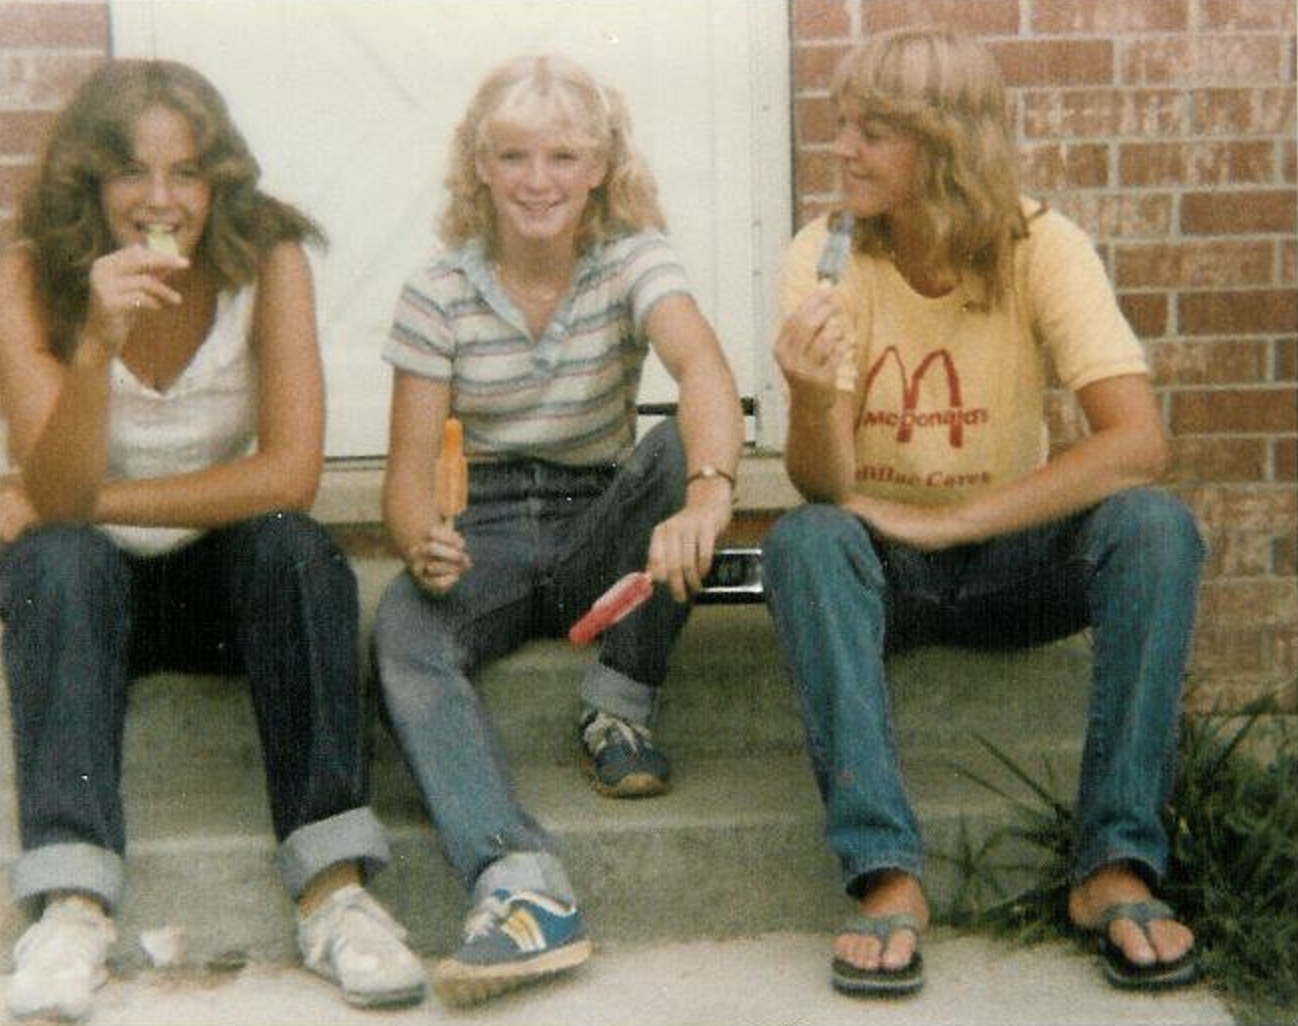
left=297, top=884, right=426, bottom=1007
left=7, top=896, right=115, bottom=1021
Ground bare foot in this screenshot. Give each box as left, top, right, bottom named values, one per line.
left=835, top=870, right=929, bottom=972
left=1068, top=864, right=1194, bottom=968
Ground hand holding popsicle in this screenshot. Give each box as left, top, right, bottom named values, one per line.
left=569, top=571, right=654, bottom=646
left=436, top=417, right=468, bottom=526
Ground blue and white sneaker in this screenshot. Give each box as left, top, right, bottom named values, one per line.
left=431, top=890, right=592, bottom=1006
left=580, top=710, right=670, bottom=798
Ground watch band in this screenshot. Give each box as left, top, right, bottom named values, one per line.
left=686, top=465, right=736, bottom=488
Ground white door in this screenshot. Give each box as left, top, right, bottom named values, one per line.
left=109, top=0, right=793, bottom=456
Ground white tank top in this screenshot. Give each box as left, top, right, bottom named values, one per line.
left=99, top=287, right=259, bottom=557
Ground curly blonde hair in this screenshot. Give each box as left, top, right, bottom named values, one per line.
left=439, top=54, right=665, bottom=253
left=21, top=59, right=323, bottom=360
left=831, top=27, right=1031, bottom=307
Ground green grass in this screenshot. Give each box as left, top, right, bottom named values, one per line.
left=947, top=697, right=1298, bottom=1026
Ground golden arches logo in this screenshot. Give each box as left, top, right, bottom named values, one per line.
left=857, top=346, right=973, bottom=448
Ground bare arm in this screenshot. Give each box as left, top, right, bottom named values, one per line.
left=644, top=293, right=743, bottom=599
left=846, top=373, right=1169, bottom=550
left=91, top=242, right=325, bottom=526
left=381, top=370, right=469, bottom=594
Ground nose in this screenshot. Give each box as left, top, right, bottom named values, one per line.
left=146, top=170, right=175, bottom=208
left=522, top=156, right=550, bottom=190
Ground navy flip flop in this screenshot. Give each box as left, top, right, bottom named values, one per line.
left=830, top=913, right=925, bottom=997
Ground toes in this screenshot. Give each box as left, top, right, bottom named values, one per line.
left=1109, top=920, right=1157, bottom=967
left=1149, top=919, right=1195, bottom=964
left=835, top=933, right=884, bottom=971
left=880, top=928, right=917, bottom=971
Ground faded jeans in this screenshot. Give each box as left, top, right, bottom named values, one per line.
left=761, top=488, right=1205, bottom=896
left=0, top=513, right=389, bottom=911
left=374, top=419, right=689, bottom=906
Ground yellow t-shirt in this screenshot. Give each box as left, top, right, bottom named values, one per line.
left=779, top=203, right=1149, bottom=507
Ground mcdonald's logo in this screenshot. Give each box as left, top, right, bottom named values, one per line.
left=856, top=346, right=987, bottom=449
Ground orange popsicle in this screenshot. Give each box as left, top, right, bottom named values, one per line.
left=436, top=417, right=468, bottom=523
left=569, top=571, right=654, bottom=646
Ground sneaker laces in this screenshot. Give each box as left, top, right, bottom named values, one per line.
left=582, top=711, right=652, bottom=755
left=14, top=899, right=114, bottom=972
left=300, top=885, right=408, bottom=969
left=462, top=893, right=512, bottom=943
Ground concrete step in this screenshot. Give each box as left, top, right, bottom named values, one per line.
left=0, top=555, right=1093, bottom=970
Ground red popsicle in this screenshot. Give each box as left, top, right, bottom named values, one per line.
left=568, top=571, right=654, bottom=646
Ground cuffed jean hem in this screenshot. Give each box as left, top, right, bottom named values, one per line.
left=11, top=842, right=125, bottom=912
left=580, top=661, right=656, bottom=725
left=471, top=851, right=575, bottom=907
left=274, top=807, right=390, bottom=900
left=843, top=856, right=925, bottom=899
left=1070, top=847, right=1167, bottom=889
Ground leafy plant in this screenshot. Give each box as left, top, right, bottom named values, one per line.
left=950, top=698, right=1298, bottom=1026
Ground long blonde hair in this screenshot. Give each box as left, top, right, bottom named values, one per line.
left=439, top=54, right=665, bottom=253
left=831, top=27, right=1030, bottom=307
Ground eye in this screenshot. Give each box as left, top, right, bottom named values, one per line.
left=110, top=162, right=148, bottom=182
left=497, top=149, right=526, bottom=163
left=170, top=163, right=205, bottom=184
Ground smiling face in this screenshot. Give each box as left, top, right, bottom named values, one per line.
left=833, top=107, right=922, bottom=223
left=99, top=103, right=211, bottom=258
left=475, top=115, right=607, bottom=253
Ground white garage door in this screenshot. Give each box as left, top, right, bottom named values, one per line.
left=109, top=0, right=793, bottom=456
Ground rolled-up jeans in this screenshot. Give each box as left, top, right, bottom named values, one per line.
left=374, top=419, right=689, bottom=905
left=0, top=512, right=390, bottom=911
left=761, top=488, right=1204, bottom=896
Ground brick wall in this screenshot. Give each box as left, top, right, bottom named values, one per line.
left=1, top=0, right=1295, bottom=712
left=793, top=0, right=1297, bottom=714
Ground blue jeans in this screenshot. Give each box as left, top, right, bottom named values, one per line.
left=374, top=420, right=689, bottom=905
left=0, top=513, right=390, bottom=910
left=761, top=489, right=1205, bottom=896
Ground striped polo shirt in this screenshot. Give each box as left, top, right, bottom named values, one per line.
left=384, top=230, right=693, bottom=467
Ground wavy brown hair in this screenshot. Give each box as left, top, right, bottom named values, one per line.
left=831, top=27, right=1031, bottom=308
left=439, top=54, right=665, bottom=254
left=20, top=59, right=324, bottom=360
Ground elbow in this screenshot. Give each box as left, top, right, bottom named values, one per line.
left=23, top=473, right=97, bottom=524
left=1137, top=432, right=1170, bottom=485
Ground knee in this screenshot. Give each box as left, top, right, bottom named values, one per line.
left=373, top=576, right=466, bottom=698
left=1087, top=489, right=1205, bottom=574
left=241, top=511, right=355, bottom=589
left=2, top=524, right=125, bottom=604
left=764, top=505, right=873, bottom=582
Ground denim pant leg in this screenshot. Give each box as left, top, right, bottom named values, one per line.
left=374, top=568, right=573, bottom=906
left=762, top=505, right=923, bottom=892
left=212, top=513, right=390, bottom=898
left=0, top=525, right=132, bottom=910
left=1069, top=489, right=1205, bottom=884
left=554, top=419, right=691, bottom=725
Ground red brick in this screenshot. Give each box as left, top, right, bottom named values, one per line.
left=1179, top=290, right=1298, bottom=335
left=0, top=164, right=36, bottom=213
left=792, top=44, right=850, bottom=92
left=1117, top=292, right=1169, bottom=337
left=792, top=0, right=852, bottom=42
left=1032, top=0, right=1188, bottom=33
left=1281, top=240, right=1296, bottom=283
left=1284, top=139, right=1296, bottom=183
left=863, top=0, right=1020, bottom=35
left=1022, top=142, right=1109, bottom=189
left=1196, top=577, right=1297, bottom=626
left=1184, top=673, right=1296, bottom=714
left=989, top=40, right=1114, bottom=87
left=1180, top=190, right=1297, bottom=235
left=1276, top=438, right=1298, bottom=480
left=0, top=2, right=108, bottom=48
left=1274, top=533, right=1298, bottom=573
left=1047, top=193, right=1173, bottom=239
left=1170, top=387, right=1298, bottom=433
left=795, top=149, right=838, bottom=196
left=795, top=96, right=838, bottom=147
left=1022, top=88, right=1183, bottom=138
left=1121, top=37, right=1284, bottom=86
left=0, top=110, right=56, bottom=158
left=1166, top=437, right=1268, bottom=482
left=0, top=53, right=104, bottom=110
left=797, top=198, right=834, bottom=230
left=0, top=210, right=14, bottom=246
left=1202, top=531, right=1278, bottom=575
left=1182, top=482, right=1298, bottom=531
left=1191, top=87, right=1296, bottom=136
left=1116, top=242, right=1273, bottom=289
left=1201, top=0, right=1297, bottom=32
left=1120, top=142, right=1274, bottom=187
left=1277, top=338, right=1297, bottom=381
left=1148, top=339, right=1271, bottom=385
left=1190, top=627, right=1267, bottom=674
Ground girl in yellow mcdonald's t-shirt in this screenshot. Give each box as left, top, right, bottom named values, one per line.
left=765, top=26, right=1203, bottom=1002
